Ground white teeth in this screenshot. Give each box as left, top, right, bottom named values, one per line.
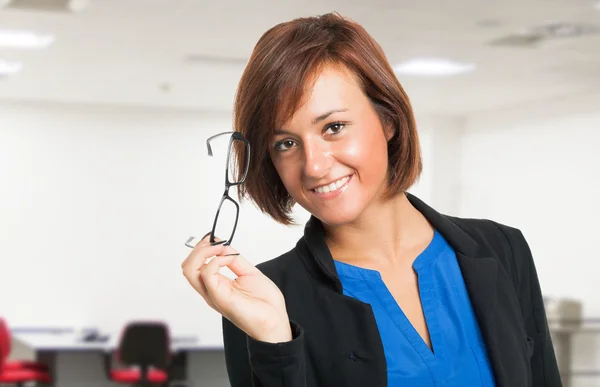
left=314, top=175, right=350, bottom=194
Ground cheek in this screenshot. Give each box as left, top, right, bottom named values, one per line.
left=273, top=157, right=301, bottom=192
left=338, top=131, right=388, bottom=178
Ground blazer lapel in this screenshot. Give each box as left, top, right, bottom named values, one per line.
left=407, top=193, right=505, bottom=385
left=456, top=253, right=502, bottom=382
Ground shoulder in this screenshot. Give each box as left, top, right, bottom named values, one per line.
left=449, top=215, right=527, bottom=251
left=447, top=214, right=533, bottom=288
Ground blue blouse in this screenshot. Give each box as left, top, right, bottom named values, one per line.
left=334, top=230, right=496, bottom=386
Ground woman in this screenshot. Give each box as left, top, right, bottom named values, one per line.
left=181, top=12, right=561, bottom=387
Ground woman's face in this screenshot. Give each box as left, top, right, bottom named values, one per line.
left=269, top=65, right=393, bottom=227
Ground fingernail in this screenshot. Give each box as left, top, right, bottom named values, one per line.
left=202, top=231, right=212, bottom=240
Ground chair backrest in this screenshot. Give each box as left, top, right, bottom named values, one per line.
left=117, top=321, right=170, bottom=369
left=0, top=317, right=11, bottom=368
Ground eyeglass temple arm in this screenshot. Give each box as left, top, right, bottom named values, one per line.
left=206, top=131, right=235, bottom=157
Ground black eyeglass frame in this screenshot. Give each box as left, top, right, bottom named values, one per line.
left=203, top=131, right=250, bottom=247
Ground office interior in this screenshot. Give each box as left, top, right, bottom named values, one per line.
left=0, top=0, right=599, bottom=386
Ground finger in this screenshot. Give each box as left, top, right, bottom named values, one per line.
left=220, top=243, right=241, bottom=256
left=196, top=253, right=234, bottom=315
left=197, top=232, right=228, bottom=248
left=220, top=250, right=259, bottom=277
left=182, top=264, right=212, bottom=307
left=186, top=268, right=222, bottom=314
left=200, top=255, right=236, bottom=300
left=181, top=245, right=226, bottom=309
left=201, top=234, right=237, bottom=253
left=199, top=231, right=215, bottom=245
left=181, top=242, right=226, bottom=271
left=185, top=231, right=213, bottom=249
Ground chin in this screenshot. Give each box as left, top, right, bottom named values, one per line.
left=310, top=201, right=365, bottom=228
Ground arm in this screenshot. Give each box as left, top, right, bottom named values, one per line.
left=222, top=317, right=307, bottom=387
left=506, top=228, right=562, bottom=386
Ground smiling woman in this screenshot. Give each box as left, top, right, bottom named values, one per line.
left=231, top=15, right=422, bottom=227
left=266, top=65, right=401, bottom=227
left=180, top=12, right=561, bottom=387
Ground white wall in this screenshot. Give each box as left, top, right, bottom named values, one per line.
left=415, top=116, right=464, bottom=215
left=2, top=97, right=598, bottom=384
left=0, top=101, right=313, bottom=344
left=460, top=110, right=600, bottom=316
left=0, top=100, right=432, bottom=343
left=459, top=106, right=600, bottom=385
left=0, top=101, right=432, bottom=387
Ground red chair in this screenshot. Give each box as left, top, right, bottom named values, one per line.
left=105, top=321, right=171, bottom=387
left=0, top=317, right=51, bottom=386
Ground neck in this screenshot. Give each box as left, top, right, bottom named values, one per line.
left=323, top=192, right=434, bottom=269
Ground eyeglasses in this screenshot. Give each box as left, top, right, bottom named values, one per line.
left=185, top=131, right=250, bottom=249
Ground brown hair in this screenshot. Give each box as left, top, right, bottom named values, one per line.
left=233, top=12, right=422, bottom=225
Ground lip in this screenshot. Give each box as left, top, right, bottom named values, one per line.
left=310, top=174, right=353, bottom=191
left=310, top=174, right=353, bottom=199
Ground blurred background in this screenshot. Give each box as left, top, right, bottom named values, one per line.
left=0, top=0, right=598, bottom=386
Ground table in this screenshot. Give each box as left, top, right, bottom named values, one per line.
left=10, top=327, right=226, bottom=387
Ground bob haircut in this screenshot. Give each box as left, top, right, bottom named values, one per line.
left=232, top=12, right=422, bottom=225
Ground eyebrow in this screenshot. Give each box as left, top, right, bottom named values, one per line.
left=311, top=108, right=349, bottom=125
left=274, top=108, right=349, bottom=135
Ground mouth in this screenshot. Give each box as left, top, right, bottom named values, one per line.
left=310, top=174, right=353, bottom=198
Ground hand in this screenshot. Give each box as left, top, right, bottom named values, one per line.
left=181, top=234, right=292, bottom=343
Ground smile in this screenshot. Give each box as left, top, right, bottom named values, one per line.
left=311, top=174, right=353, bottom=198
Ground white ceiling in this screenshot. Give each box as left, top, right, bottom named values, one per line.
left=0, top=0, right=599, bottom=116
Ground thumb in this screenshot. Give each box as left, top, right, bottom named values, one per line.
left=221, top=250, right=259, bottom=277
left=221, top=243, right=241, bottom=257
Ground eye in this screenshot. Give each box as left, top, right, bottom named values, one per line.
left=324, top=121, right=346, bottom=135
left=273, top=139, right=297, bottom=152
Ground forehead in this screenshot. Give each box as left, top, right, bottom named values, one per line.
left=306, top=67, right=361, bottom=106
left=278, top=65, right=364, bottom=128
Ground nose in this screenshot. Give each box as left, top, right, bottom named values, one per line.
left=303, top=138, right=333, bottom=179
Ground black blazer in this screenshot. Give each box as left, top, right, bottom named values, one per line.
left=222, top=193, right=562, bottom=387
